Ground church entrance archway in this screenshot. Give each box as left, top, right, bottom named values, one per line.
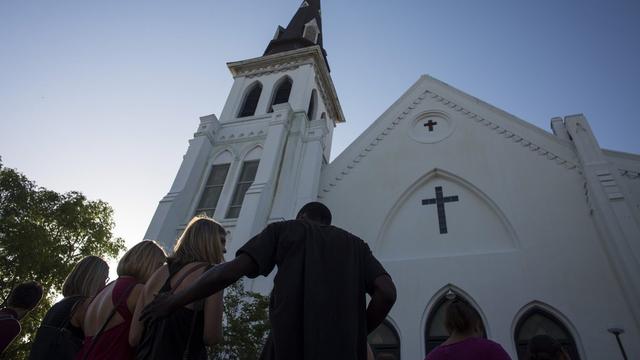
left=514, top=308, right=580, bottom=360
left=368, top=320, right=400, bottom=360
left=424, top=291, right=486, bottom=356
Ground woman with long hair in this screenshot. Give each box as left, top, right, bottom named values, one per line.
left=426, top=300, right=511, bottom=360
left=76, top=241, right=166, bottom=360
left=131, top=216, right=226, bottom=360
left=29, top=256, right=109, bottom=360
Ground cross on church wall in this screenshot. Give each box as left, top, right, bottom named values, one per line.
left=424, top=119, right=438, bottom=132
left=421, top=186, right=459, bottom=234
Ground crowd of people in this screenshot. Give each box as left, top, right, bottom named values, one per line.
left=1, top=202, right=571, bottom=360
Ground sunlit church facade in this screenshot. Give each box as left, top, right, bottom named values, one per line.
left=145, top=1, right=640, bottom=359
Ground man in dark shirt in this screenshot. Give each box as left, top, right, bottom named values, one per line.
left=0, top=281, right=43, bottom=354
left=142, top=202, right=396, bottom=360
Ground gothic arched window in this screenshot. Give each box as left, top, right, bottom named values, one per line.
left=268, top=77, right=293, bottom=112
left=368, top=320, right=400, bottom=360
left=307, top=89, right=317, bottom=120
left=424, top=296, right=486, bottom=356
left=194, top=151, right=233, bottom=217
left=238, top=82, right=262, bottom=118
left=514, top=309, right=580, bottom=360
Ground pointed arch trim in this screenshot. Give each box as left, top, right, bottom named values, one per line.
left=420, top=284, right=490, bottom=357
left=211, top=148, right=236, bottom=165
left=511, top=301, right=586, bottom=360
left=374, top=168, right=520, bottom=251
left=268, top=75, right=294, bottom=112
left=239, top=143, right=263, bottom=162
left=237, top=80, right=263, bottom=118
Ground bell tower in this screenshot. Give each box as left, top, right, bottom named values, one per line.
left=145, top=0, right=344, bottom=255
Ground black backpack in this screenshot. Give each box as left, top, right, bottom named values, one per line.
left=28, top=297, right=84, bottom=360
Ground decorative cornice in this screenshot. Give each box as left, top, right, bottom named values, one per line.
left=217, top=130, right=267, bottom=144
left=319, top=89, right=582, bottom=196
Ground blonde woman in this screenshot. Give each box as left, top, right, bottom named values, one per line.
left=131, top=217, right=226, bottom=360
left=76, top=241, right=166, bottom=360
left=29, top=256, right=109, bottom=360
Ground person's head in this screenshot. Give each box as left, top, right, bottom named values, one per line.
left=117, top=240, right=167, bottom=283
left=296, top=202, right=332, bottom=225
left=6, top=281, right=44, bottom=319
left=444, top=300, right=482, bottom=336
left=62, top=256, right=109, bottom=297
left=170, top=216, right=226, bottom=265
left=528, top=334, right=569, bottom=360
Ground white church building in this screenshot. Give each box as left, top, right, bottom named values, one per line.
left=145, top=1, right=640, bottom=359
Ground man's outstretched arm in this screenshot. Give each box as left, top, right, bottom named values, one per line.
left=140, top=254, right=257, bottom=323
left=366, top=274, right=397, bottom=334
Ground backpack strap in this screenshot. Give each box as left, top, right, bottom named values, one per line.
left=168, top=263, right=208, bottom=295
left=81, top=282, right=137, bottom=360
left=59, top=296, right=86, bottom=330
left=181, top=264, right=213, bottom=360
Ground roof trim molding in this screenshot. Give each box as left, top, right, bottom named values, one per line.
left=320, top=78, right=582, bottom=196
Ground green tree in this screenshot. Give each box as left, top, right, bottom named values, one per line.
left=209, top=281, right=270, bottom=360
left=0, top=159, right=126, bottom=359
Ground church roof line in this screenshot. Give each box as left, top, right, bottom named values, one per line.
left=320, top=75, right=583, bottom=196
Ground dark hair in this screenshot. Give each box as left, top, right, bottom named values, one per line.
left=528, top=334, right=563, bottom=360
left=296, top=202, right=332, bottom=225
left=7, top=281, right=43, bottom=310
left=444, top=300, right=480, bottom=334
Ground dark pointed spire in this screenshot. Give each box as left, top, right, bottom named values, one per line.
left=264, top=0, right=327, bottom=64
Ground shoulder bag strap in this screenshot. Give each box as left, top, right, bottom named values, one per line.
left=168, top=263, right=208, bottom=295
left=59, top=296, right=86, bottom=330
left=81, top=282, right=137, bottom=360
left=182, top=264, right=214, bottom=360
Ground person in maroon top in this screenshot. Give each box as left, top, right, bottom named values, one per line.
left=75, top=241, right=165, bottom=360
left=426, top=300, right=512, bottom=360
left=141, top=202, right=397, bottom=360
left=0, top=281, right=43, bottom=354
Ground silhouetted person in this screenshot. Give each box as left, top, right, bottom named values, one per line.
left=76, top=240, right=166, bottom=360
left=131, top=217, right=226, bottom=360
left=426, top=300, right=511, bottom=360
left=0, top=281, right=43, bottom=354
left=528, top=334, right=571, bottom=360
left=29, top=256, right=109, bottom=360
left=141, top=202, right=397, bottom=360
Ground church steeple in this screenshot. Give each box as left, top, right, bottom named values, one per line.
left=264, top=0, right=326, bottom=65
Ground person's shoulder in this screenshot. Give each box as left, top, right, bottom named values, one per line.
left=477, top=338, right=511, bottom=358
left=0, top=310, right=21, bottom=333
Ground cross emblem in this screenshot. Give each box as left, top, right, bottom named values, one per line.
left=424, top=119, right=438, bottom=132
left=421, top=186, right=459, bottom=234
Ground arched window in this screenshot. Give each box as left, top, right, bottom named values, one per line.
left=268, top=77, right=293, bottom=112
left=368, top=320, right=400, bottom=360
left=194, top=151, right=233, bottom=217
left=424, top=295, right=486, bottom=356
left=307, top=89, right=317, bottom=120
left=514, top=309, right=580, bottom=360
left=238, top=82, right=262, bottom=118
left=226, top=146, right=261, bottom=219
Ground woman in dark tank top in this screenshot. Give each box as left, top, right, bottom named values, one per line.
left=130, top=216, right=226, bottom=360
left=29, top=256, right=109, bottom=360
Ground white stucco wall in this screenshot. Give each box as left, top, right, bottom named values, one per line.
left=320, top=76, right=640, bottom=359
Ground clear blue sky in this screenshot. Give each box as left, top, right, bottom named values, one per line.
left=1, top=0, right=639, bottom=254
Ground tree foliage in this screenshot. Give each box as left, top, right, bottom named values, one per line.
left=209, top=281, right=270, bottom=360
left=0, top=159, right=126, bottom=359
